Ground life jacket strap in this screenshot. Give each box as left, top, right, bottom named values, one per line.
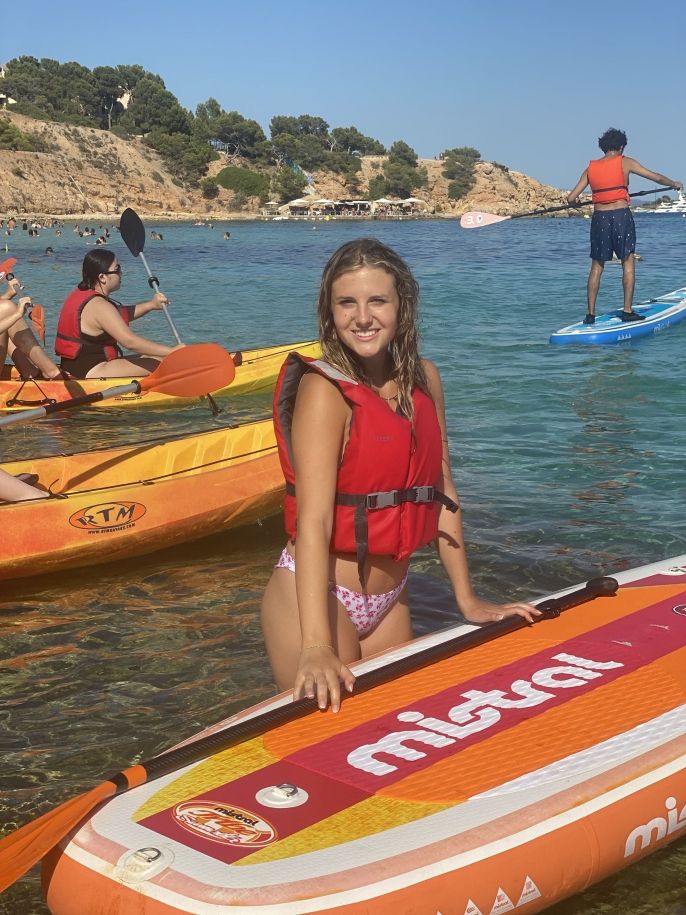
left=593, top=184, right=628, bottom=193
left=284, top=483, right=458, bottom=590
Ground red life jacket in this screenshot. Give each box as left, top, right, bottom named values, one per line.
left=55, top=287, right=132, bottom=361
left=588, top=155, right=630, bottom=204
left=273, top=353, right=458, bottom=585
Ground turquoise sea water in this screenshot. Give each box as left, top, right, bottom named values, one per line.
left=1, top=214, right=685, bottom=913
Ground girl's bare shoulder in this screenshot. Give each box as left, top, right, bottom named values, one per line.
left=420, top=358, right=444, bottom=396
left=296, top=369, right=349, bottom=415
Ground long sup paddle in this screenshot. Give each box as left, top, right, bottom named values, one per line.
left=460, top=186, right=676, bottom=228
left=0, top=343, right=235, bottom=428
left=119, top=207, right=222, bottom=415
left=0, top=573, right=617, bottom=891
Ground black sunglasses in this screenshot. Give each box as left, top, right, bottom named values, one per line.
left=103, top=265, right=122, bottom=276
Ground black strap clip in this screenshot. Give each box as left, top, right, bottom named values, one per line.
left=365, top=490, right=400, bottom=510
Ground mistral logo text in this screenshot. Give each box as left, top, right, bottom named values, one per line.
left=625, top=796, right=686, bottom=858
left=347, top=653, right=623, bottom=777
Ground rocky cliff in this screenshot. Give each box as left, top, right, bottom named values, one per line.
left=1, top=112, right=567, bottom=219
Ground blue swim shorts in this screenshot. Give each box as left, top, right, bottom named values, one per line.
left=590, top=208, right=636, bottom=263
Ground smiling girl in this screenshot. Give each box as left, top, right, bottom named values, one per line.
left=261, top=239, right=539, bottom=712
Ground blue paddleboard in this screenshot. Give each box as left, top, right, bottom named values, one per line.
left=550, top=285, right=686, bottom=345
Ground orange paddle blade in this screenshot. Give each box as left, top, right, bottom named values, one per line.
left=140, top=343, right=236, bottom=397
left=0, top=765, right=147, bottom=891
left=0, top=257, right=17, bottom=280
left=460, top=211, right=511, bottom=229
left=30, top=303, right=46, bottom=344
left=0, top=782, right=114, bottom=891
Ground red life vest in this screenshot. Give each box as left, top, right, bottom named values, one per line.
left=55, top=287, right=132, bottom=361
left=588, top=155, right=630, bottom=204
left=273, top=353, right=458, bottom=585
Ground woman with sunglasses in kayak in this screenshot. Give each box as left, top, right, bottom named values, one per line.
left=55, top=249, right=181, bottom=378
left=261, top=238, right=540, bottom=713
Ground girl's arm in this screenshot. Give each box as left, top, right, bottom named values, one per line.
left=290, top=371, right=356, bottom=712
left=130, top=292, right=170, bottom=320
left=424, top=360, right=540, bottom=625
left=84, top=298, right=176, bottom=359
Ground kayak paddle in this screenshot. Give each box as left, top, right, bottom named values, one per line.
left=0, top=257, right=17, bottom=280
left=460, top=186, right=676, bottom=228
left=119, top=207, right=222, bottom=415
left=0, top=343, right=235, bottom=428
left=0, top=573, right=617, bottom=891
left=119, top=207, right=182, bottom=345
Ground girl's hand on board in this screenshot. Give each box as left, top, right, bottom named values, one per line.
left=294, top=645, right=356, bottom=713
left=459, top=596, right=542, bottom=626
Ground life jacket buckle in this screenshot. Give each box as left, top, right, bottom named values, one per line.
left=412, top=485, right=435, bottom=503
left=365, top=490, right=399, bottom=510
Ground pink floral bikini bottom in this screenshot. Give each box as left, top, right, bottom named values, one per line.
left=275, top=548, right=408, bottom=637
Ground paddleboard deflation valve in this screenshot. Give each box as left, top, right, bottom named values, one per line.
left=256, top=783, right=309, bottom=809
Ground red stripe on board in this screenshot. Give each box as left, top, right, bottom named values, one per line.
left=290, top=592, right=686, bottom=792
left=140, top=591, right=686, bottom=863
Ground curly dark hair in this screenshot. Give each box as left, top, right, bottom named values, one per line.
left=598, top=128, right=627, bottom=154
left=317, top=238, right=429, bottom=420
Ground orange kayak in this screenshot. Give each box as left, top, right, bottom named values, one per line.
left=0, top=419, right=283, bottom=581
left=0, top=340, right=320, bottom=411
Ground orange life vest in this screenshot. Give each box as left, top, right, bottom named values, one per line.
left=55, top=287, right=132, bottom=361
left=588, top=155, right=630, bottom=204
left=273, top=353, right=458, bottom=585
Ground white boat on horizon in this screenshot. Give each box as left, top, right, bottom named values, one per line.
left=649, top=191, right=686, bottom=214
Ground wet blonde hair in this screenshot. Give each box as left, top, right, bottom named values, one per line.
left=317, top=238, right=429, bottom=419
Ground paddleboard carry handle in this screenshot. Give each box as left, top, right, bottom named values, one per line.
left=536, top=576, right=618, bottom=618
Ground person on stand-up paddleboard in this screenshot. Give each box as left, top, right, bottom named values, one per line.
left=261, top=239, right=540, bottom=713
left=567, top=128, right=682, bottom=325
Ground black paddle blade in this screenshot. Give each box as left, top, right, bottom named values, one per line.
left=120, top=207, right=146, bottom=257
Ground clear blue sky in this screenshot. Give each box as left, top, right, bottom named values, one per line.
left=3, top=0, right=685, bottom=189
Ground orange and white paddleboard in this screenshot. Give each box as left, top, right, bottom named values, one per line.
left=43, top=555, right=686, bottom=914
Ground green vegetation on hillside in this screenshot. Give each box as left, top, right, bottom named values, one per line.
left=440, top=146, right=481, bottom=200
left=0, top=117, right=50, bottom=151
left=368, top=141, right=428, bottom=199
left=214, top=166, right=270, bottom=201
left=2, top=56, right=484, bottom=201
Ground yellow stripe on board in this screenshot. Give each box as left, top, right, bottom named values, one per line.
left=239, top=794, right=446, bottom=865
left=134, top=739, right=277, bottom=821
